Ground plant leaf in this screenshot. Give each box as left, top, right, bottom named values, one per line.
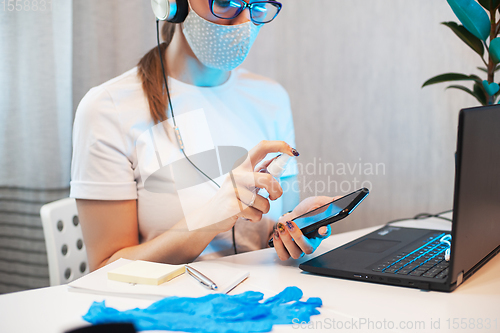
left=469, top=74, right=485, bottom=84
left=446, top=85, right=474, bottom=94
left=478, top=0, right=500, bottom=11
left=474, top=82, right=489, bottom=104
left=447, top=84, right=487, bottom=105
left=442, top=22, right=484, bottom=56
left=494, top=85, right=500, bottom=101
left=490, top=38, right=500, bottom=63
left=493, top=90, right=500, bottom=102
left=422, top=73, right=478, bottom=87
left=476, top=64, right=500, bottom=72
left=447, top=0, right=491, bottom=41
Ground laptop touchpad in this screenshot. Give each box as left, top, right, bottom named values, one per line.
left=346, top=238, right=401, bottom=253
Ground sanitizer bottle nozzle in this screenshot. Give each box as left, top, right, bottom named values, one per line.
left=254, top=154, right=293, bottom=199
left=266, top=154, right=291, bottom=178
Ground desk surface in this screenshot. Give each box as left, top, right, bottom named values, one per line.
left=1, top=217, right=499, bottom=333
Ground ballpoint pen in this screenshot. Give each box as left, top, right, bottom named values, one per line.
left=185, top=265, right=218, bottom=291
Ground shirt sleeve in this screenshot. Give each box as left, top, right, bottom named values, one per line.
left=70, top=87, right=137, bottom=200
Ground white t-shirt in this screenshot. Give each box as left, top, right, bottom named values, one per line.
left=70, top=67, right=297, bottom=259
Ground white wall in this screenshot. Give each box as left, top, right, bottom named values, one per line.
left=56, top=0, right=491, bottom=233
left=71, top=0, right=484, bottom=233
left=245, top=0, right=482, bottom=233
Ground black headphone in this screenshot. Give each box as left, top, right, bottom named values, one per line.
left=151, top=0, right=189, bottom=23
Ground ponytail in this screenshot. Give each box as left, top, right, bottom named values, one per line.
left=137, top=22, right=176, bottom=124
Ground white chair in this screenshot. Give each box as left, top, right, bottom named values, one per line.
left=40, top=198, right=89, bottom=286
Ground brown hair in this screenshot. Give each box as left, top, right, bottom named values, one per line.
left=137, top=22, right=176, bottom=124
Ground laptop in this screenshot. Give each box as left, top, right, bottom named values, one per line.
left=299, top=105, right=500, bottom=292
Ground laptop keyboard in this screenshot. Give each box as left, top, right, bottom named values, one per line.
left=371, top=233, right=450, bottom=279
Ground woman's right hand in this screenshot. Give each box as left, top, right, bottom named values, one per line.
left=205, top=140, right=297, bottom=233
left=78, top=140, right=298, bottom=270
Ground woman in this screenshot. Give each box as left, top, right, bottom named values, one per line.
left=71, top=0, right=333, bottom=271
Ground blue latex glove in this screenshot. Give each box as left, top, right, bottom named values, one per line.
left=83, top=286, right=321, bottom=333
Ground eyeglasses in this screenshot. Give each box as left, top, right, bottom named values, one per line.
left=208, top=0, right=282, bottom=25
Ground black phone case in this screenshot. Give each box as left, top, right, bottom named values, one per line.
left=268, top=188, right=369, bottom=247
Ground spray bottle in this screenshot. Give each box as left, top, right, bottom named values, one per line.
left=255, top=154, right=292, bottom=199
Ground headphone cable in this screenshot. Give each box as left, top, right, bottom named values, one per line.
left=155, top=19, right=237, bottom=254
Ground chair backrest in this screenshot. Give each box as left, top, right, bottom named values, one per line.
left=40, top=198, right=89, bottom=286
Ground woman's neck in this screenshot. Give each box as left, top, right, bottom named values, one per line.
left=165, top=25, right=231, bottom=87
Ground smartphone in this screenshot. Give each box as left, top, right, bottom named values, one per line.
left=268, top=187, right=369, bottom=247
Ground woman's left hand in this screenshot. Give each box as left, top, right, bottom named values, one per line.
left=272, top=196, right=339, bottom=260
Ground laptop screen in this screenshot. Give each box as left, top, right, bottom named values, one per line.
left=450, top=106, right=500, bottom=285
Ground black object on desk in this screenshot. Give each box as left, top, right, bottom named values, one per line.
left=65, top=323, right=136, bottom=333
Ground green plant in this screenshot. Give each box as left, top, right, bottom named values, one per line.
left=423, top=0, right=500, bottom=105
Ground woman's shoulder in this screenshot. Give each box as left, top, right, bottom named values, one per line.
left=74, top=68, right=152, bottom=143
left=82, top=67, right=142, bottom=102
left=76, top=67, right=147, bottom=120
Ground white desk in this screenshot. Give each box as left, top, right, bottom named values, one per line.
left=1, top=218, right=499, bottom=333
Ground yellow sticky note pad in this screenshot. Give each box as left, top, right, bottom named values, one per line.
left=107, top=260, right=185, bottom=285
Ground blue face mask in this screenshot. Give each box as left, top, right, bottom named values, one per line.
left=182, top=8, right=261, bottom=71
